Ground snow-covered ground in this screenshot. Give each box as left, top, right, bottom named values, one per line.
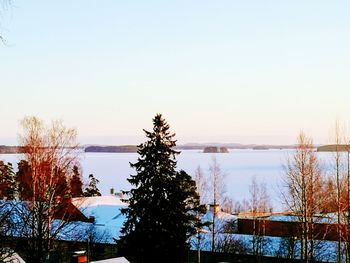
left=69, top=199, right=339, bottom=262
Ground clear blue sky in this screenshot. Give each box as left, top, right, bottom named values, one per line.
left=1, top=0, right=350, bottom=145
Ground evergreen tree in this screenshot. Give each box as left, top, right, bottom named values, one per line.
left=0, top=161, right=15, bottom=199
left=16, top=160, right=33, bottom=200
left=70, top=165, right=84, bottom=197
left=84, top=174, right=101, bottom=197
left=118, top=114, right=202, bottom=263
left=53, top=166, right=69, bottom=199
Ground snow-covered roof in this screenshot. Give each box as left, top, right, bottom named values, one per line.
left=91, top=257, right=129, bottom=263
left=216, top=211, right=237, bottom=221
left=72, top=196, right=127, bottom=208
left=265, top=215, right=298, bottom=222
left=203, top=209, right=237, bottom=222
left=69, top=196, right=128, bottom=244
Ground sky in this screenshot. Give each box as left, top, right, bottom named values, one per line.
left=1, top=1, right=350, bottom=145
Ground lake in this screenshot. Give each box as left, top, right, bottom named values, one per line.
left=0, top=149, right=337, bottom=211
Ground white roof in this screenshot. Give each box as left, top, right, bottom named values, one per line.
left=91, top=257, right=129, bottom=263
left=203, top=210, right=237, bottom=222
left=72, top=196, right=127, bottom=208
left=69, top=195, right=128, bottom=244
left=216, top=210, right=237, bottom=221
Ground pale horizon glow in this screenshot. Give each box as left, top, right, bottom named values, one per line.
left=1, top=1, right=350, bottom=145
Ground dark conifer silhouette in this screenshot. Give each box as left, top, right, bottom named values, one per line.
left=118, top=114, right=202, bottom=263
left=84, top=174, right=101, bottom=197
left=53, top=166, right=69, bottom=199
left=15, top=160, right=33, bottom=200
left=70, top=165, right=84, bottom=197
left=0, top=161, right=15, bottom=199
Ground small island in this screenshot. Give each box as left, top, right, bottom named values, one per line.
left=203, top=146, right=229, bottom=153
left=84, top=145, right=138, bottom=153
left=253, top=146, right=269, bottom=150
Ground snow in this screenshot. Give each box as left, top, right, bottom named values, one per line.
left=191, top=232, right=338, bottom=261
left=72, top=196, right=127, bottom=208
left=1, top=197, right=342, bottom=260
left=215, top=211, right=237, bottom=221
left=202, top=210, right=237, bottom=222
left=69, top=196, right=128, bottom=243
left=266, top=213, right=336, bottom=224
left=266, top=215, right=298, bottom=222
left=90, top=257, right=129, bottom=263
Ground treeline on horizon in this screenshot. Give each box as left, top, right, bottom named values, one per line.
left=1, top=143, right=345, bottom=154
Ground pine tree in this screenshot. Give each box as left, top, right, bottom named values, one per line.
left=84, top=174, right=101, bottom=197
left=118, top=114, right=202, bottom=263
left=70, top=165, right=84, bottom=197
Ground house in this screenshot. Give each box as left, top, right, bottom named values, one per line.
left=71, top=196, right=128, bottom=244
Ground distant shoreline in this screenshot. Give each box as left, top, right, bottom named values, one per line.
left=10, top=143, right=346, bottom=154
left=317, top=144, right=350, bottom=152
left=84, top=143, right=298, bottom=153
left=0, top=146, right=25, bottom=154
left=0, top=144, right=301, bottom=154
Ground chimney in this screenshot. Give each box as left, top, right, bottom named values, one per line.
left=209, top=203, right=220, bottom=214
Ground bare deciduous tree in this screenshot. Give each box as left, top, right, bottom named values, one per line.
left=333, top=121, right=344, bottom=262
left=329, top=121, right=350, bottom=262
left=344, top=130, right=350, bottom=262
left=208, top=157, right=225, bottom=252
left=194, top=157, right=235, bottom=252
left=194, top=165, right=209, bottom=205
left=249, top=176, right=272, bottom=257
left=283, top=132, right=324, bottom=262
left=17, top=116, right=80, bottom=263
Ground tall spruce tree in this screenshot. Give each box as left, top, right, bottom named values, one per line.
left=118, top=114, right=202, bottom=263
left=70, top=165, right=84, bottom=197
